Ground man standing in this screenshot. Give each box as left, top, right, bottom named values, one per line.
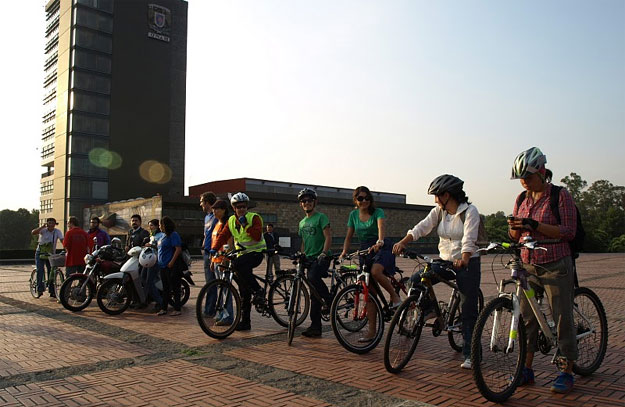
left=31, top=218, right=63, bottom=298
left=63, top=216, right=90, bottom=277
left=263, top=223, right=281, bottom=282
left=88, top=217, right=111, bottom=248
left=297, top=188, right=332, bottom=338
left=200, top=192, right=217, bottom=315
left=125, top=214, right=150, bottom=252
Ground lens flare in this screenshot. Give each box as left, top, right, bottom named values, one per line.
left=139, top=160, right=172, bottom=184
left=88, top=148, right=122, bottom=170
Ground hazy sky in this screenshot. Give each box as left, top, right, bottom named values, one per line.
left=2, top=1, right=623, bottom=215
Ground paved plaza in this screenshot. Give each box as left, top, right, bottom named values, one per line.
left=0, top=253, right=623, bottom=407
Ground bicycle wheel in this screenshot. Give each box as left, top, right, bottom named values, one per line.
left=96, top=279, right=131, bottom=315
left=59, top=274, right=95, bottom=312
left=53, top=268, right=65, bottom=301
left=196, top=279, right=241, bottom=339
left=448, top=287, right=485, bottom=352
left=330, top=284, right=384, bottom=354
left=29, top=269, right=38, bottom=298
left=471, top=296, right=526, bottom=403
left=384, top=295, right=423, bottom=373
left=268, top=275, right=309, bottom=327
left=287, top=279, right=302, bottom=346
left=572, top=286, right=608, bottom=376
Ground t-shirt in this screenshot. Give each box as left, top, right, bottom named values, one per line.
left=38, top=228, right=63, bottom=256
left=157, top=231, right=182, bottom=268
left=299, top=212, right=330, bottom=257
left=63, top=227, right=90, bottom=266
left=347, top=208, right=385, bottom=242
left=203, top=212, right=216, bottom=250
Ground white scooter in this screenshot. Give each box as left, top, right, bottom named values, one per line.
left=96, top=246, right=194, bottom=315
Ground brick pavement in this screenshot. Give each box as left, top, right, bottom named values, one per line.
left=0, top=254, right=623, bottom=406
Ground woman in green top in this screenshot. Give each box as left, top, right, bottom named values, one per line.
left=340, top=186, right=400, bottom=342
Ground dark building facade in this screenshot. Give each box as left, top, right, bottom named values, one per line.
left=40, top=0, right=187, bottom=228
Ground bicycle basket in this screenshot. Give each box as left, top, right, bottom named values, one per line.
left=48, top=253, right=66, bottom=267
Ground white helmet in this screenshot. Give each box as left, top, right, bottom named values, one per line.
left=511, top=147, right=547, bottom=179
left=230, top=192, right=250, bottom=206
left=139, top=247, right=157, bottom=268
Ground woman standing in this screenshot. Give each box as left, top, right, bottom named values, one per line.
left=145, top=219, right=164, bottom=313
left=157, top=216, right=183, bottom=316
left=340, top=186, right=400, bottom=342
left=393, top=174, right=481, bottom=369
left=208, top=200, right=234, bottom=325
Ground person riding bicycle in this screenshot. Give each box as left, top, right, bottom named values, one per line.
left=297, top=188, right=333, bottom=338
left=209, top=199, right=235, bottom=326
left=211, top=192, right=266, bottom=331
left=392, top=174, right=482, bottom=370
left=508, top=147, right=578, bottom=394
left=31, top=217, right=64, bottom=298
left=340, top=186, right=400, bottom=343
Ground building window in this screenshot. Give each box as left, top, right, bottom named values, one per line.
left=71, top=113, right=109, bottom=136
left=75, top=0, right=113, bottom=13
left=73, top=49, right=111, bottom=73
left=259, top=213, right=278, bottom=223
left=74, top=7, right=113, bottom=33
left=40, top=180, right=54, bottom=195
left=71, top=91, right=110, bottom=115
left=41, top=199, right=53, bottom=213
left=69, top=156, right=108, bottom=178
left=72, top=71, right=111, bottom=94
left=92, top=181, right=108, bottom=199
left=74, top=28, right=112, bottom=54
left=70, top=134, right=108, bottom=155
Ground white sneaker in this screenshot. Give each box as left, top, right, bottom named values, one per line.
left=460, top=358, right=472, bottom=369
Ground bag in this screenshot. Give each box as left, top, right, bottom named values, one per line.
left=437, top=206, right=489, bottom=251
left=515, top=185, right=585, bottom=257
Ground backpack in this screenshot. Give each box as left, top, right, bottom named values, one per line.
left=515, top=185, right=585, bottom=257
left=437, top=206, right=489, bottom=250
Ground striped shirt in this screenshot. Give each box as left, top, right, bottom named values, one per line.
left=512, top=183, right=577, bottom=265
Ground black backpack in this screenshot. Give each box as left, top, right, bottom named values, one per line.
left=515, top=185, right=585, bottom=257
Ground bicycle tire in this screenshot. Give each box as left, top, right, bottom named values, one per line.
left=471, top=296, right=526, bottom=403
left=268, top=275, right=309, bottom=327
left=287, top=278, right=301, bottom=346
left=96, top=279, right=131, bottom=315
left=53, top=268, right=65, bottom=302
left=383, top=295, right=423, bottom=373
left=572, top=286, right=608, bottom=376
left=330, top=284, right=384, bottom=354
left=195, top=279, right=241, bottom=340
left=59, top=274, right=95, bottom=312
left=29, top=269, right=38, bottom=298
left=448, top=287, right=485, bottom=352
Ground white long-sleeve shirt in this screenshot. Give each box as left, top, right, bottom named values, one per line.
left=406, top=202, right=480, bottom=261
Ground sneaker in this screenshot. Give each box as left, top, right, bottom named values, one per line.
left=390, top=300, right=402, bottom=311
left=460, top=358, right=472, bottom=369
left=169, top=310, right=181, bottom=316
left=518, top=367, right=535, bottom=386
left=301, top=326, right=322, bottom=338
left=157, top=310, right=167, bottom=316
left=215, top=318, right=234, bottom=326
left=550, top=372, right=574, bottom=394
left=235, top=320, right=251, bottom=331
left=252, top=289, right=265, bottom=306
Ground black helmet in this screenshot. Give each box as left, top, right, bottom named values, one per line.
left=428, top=174, right=464, bottom=195
left=297, top=188, right=317, bottom=201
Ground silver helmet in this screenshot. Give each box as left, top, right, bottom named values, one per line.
left=230, top=192, right=250, bottom=206
left=511, top=147, right=547, bottom=179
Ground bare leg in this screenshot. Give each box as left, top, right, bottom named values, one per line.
left=371, top=263, right=400, bottom=304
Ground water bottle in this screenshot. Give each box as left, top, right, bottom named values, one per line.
left=537, top=294, right=556, bottom=333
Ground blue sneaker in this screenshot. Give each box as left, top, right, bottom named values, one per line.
left=518, top=367, right=535, bottom=386
left=550, top=372, right=574, bottom=394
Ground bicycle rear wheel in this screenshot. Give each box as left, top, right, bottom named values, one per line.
left=471, top=296, right=526, bottom=403
left=384, top=295, right=423, bottom=373
left=29, top=270, right=38, bottom=298
left=572, top=286, right=608, bottom=376
left=330, top=284, right=384, bottom=354
left=269, top=275, right=309, bottom=327
left=448, top=288, right=485, bottom=352
left=287, top=279, right=302, bottom=346
left=196, top=279, right=241, bottom=339
left=53, top=268, right=65, bottom=301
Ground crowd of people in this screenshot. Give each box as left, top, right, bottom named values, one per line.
left=32, top=146, right=580, bottom=394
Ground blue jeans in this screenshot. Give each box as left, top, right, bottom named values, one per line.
left=35, top=248, right=51, bottom=294
left=204, top=254, right=233, bottom=321
left=146, top=266, right=163, bottom=308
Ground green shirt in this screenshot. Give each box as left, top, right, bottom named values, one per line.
left=347, top=207, right=385, bottom=242
left=299, top=212, right=330, bottom=257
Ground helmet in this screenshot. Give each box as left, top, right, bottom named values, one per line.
left=428, top=174, right=464, bottom=195
left=230, top=192, right=250, bottom=206
left=139, top=247, right=157, bottom=268
left=111, top=237, right=122, bottom=249
left=511, top=147, right=547, bottom=179
left=297, top=188, right=317, bottom=201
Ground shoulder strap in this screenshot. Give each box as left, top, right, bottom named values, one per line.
left=515, top=191, right=527, bottom=212
left=550, top=185, right=562, bottom=224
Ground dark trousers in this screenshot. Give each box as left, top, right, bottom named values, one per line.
left=232, top=252, right=264, bottom=321
left=306, top=257, right=331, bottom=329
left=161, top=267, right=182, bottom=312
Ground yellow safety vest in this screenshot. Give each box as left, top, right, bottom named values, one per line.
left=227, top=212, right=266, bottom=254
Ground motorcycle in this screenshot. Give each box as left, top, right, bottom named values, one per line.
left=96, top=246, right=194, bottom=315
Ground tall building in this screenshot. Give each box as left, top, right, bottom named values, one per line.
left=40, top=0, right=187, bottom=228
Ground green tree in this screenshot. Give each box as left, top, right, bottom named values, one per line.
left=0, top=209, right=40, bottom=250
left=483, top=211, right=511, bottom=244
left=561, top=172, right=587, bottom=203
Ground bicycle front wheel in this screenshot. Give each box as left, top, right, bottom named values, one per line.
left=53, top=268, right=65, bottom=301
left=196, top=279, right=241, bottom=340
left=572, top=286, right=608, bottom=376
left=269, top=275, right=309, bottom=327
left=330, top=284, right=384, bottom=354
left=29, top=270, right=38, bottom=298
left=448, top=287, right=485, bottom=352
left=287, top=279, right=302, bottom=346
left=384, top=295, right=423, bottom=373
left=471, top=296, right=526, bottom=403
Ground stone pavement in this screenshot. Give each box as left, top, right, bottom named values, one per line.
left=0, top=253, right=623, bottom=406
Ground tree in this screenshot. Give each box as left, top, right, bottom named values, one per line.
left=561, top=173, right=587, bottom=203
left=0, top=209, right=40, bottom=250
left=483, top=211, right=511, bottom=244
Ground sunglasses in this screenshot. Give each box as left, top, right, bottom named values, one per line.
left=234, top=204, right=247, bottom=210
left=356, top=196, right=370, bottom=202
left=300, top=198, right=314, bottom=204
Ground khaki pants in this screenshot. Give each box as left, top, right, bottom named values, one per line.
left=520, top=256, right=578, bottom=361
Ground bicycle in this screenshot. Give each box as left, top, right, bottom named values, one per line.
left=30, top=252, right=66, bottom=301
left=330, top=248, right=409, bottom=354
left=282, top=252, right=358, bottom=345
left=195, top=247, right=296, bottom=339
left=471, top=237, right=608, bottom=403
left=383, top=251, right=485, bottom=373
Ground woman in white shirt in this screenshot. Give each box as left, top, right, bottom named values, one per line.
left=393, top=174, right=481, bottom=369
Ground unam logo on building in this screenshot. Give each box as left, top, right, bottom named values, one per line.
left=148, top=4, right=171, bottom=43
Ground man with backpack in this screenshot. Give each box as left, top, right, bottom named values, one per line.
left=508, top=147, right=578, bottom=394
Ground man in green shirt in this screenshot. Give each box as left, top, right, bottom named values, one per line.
left=297, top=188, right=332, bottom=338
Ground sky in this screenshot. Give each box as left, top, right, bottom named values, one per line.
left=1, top=0, right=623, bottom=215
